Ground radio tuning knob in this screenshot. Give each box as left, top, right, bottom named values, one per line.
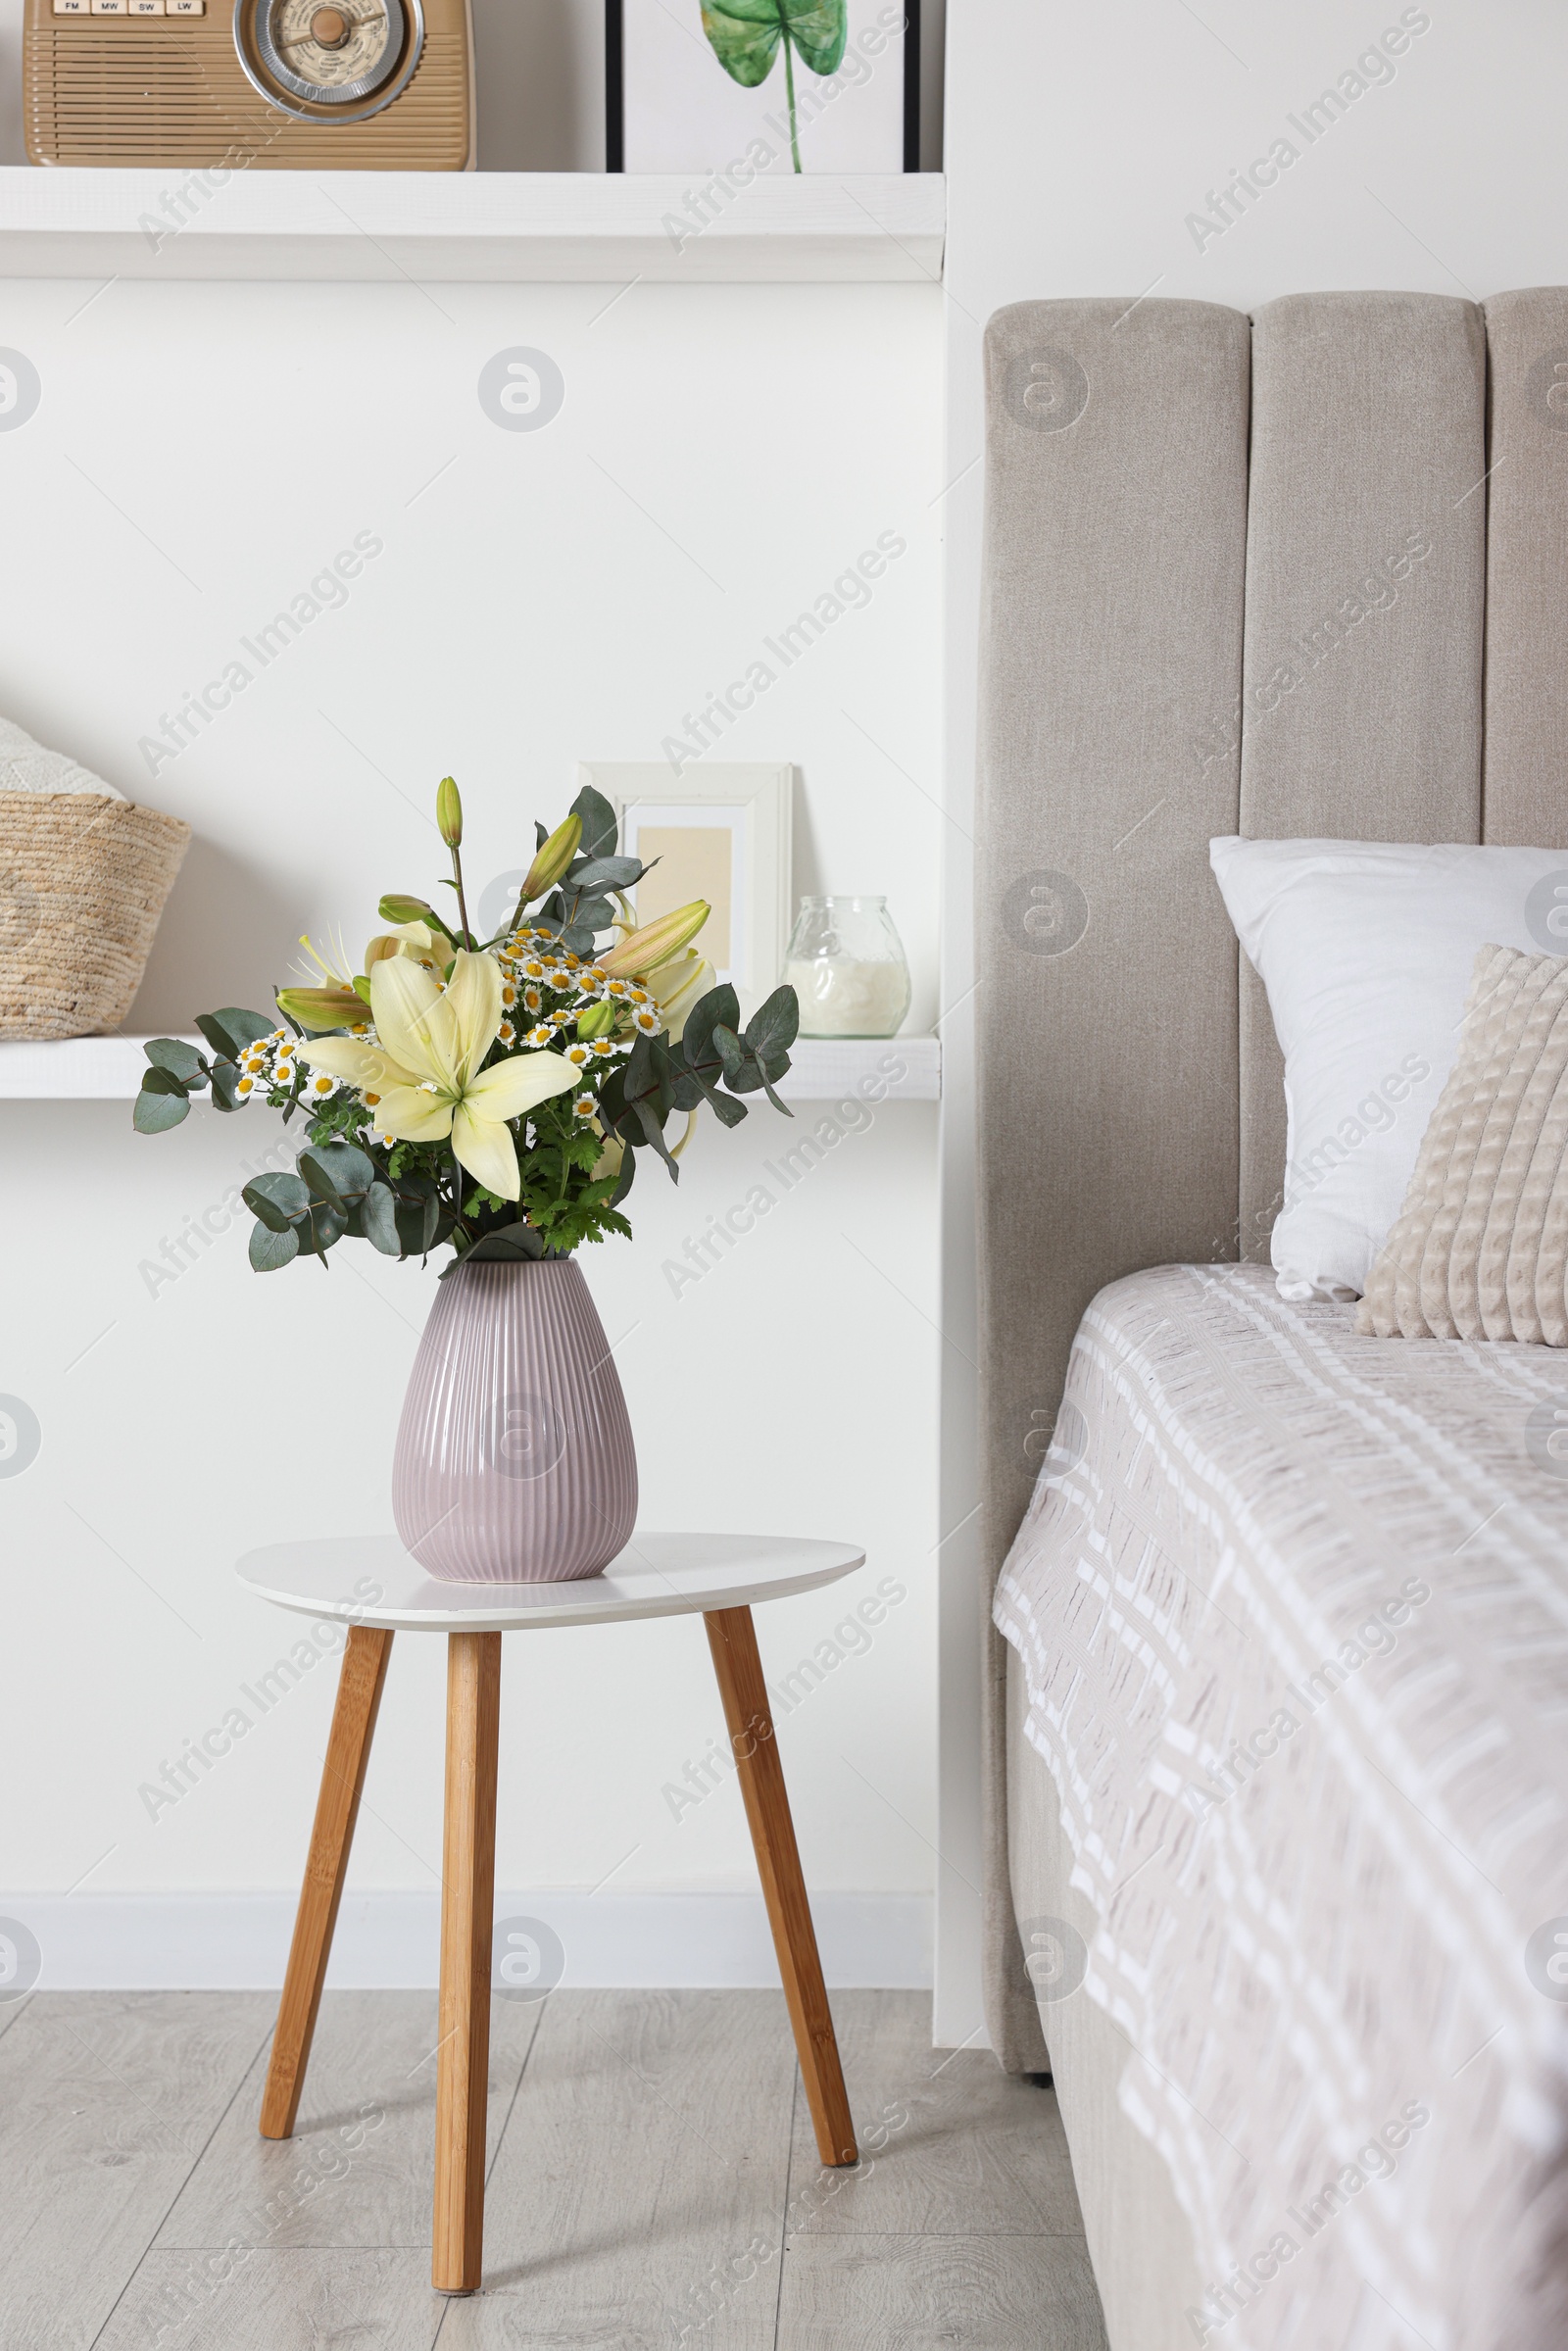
left=310, top=7, right=350, bottom=43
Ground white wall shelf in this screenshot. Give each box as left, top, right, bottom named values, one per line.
left=781, top=1035, right=939, bottom=1102
left=0, top=170, right=944, bottom=283
left=0, top=1032, right=940, bottom=1102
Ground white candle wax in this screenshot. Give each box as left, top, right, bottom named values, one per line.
left=785, top=955, right=908, bottom=1037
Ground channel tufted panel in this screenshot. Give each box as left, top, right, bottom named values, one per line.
left=974, top=298, right=1250, bottom=2068
left=1482, top=289, right=1568, bottom=848
left=1236, top=293, right=1488, bottom=1253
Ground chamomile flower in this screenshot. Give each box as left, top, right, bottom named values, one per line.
left=564, top=1043, right=592, bottom=1068
left=307, top=1072, right=340, bottom=1102
left=235, top=1073, right=257, bottom=1098
left=633, top=1006, right=660, bottom=1034
left=573, top=1095, right=598, bottom=1119
left=497, top=1020, right=516, bottom=1047
left=522, top=987, right=542, bottom=1015
left=590, top=1038, right=619, bottom=1057
left=523, top=1024, right=554, bottom=1049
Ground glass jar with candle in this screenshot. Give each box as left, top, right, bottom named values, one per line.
left=784, top=897, right=911, bottom=1038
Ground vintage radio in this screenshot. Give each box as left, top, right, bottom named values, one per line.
left=24, top=0, right=473, bottom=169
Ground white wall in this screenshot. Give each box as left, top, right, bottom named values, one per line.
left=937, top=0, right=1568, bottom=2041
left=0, top=267, right=945, bottom=1985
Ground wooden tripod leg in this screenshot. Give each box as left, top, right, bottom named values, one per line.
left=432, top=1630, right=502, bottom=2295
left=704, top=1606, right=858, bottom=2167
left=261, top=1623, right=393, bottom=2139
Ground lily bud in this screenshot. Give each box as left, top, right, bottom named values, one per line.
left=598, top=899, right=710, bottom=978
left=436, top=776, right=464, bottom=848
left=575, top=998, right=619, bottom=1039
left=275, top=986, right=366, bottom=1033
left=518, top=814, right=582, bottom=905
left=378, top=893, right=453, bottom=939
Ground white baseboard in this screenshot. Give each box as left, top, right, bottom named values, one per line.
left=4, top=1890, right=932, bottom=1992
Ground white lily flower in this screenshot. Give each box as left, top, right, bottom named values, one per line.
left=296, top=951, right=575, bottom=1201
left=364, top=919, right=446, bottom=973
left=648, top=950, right=715, bottom=1043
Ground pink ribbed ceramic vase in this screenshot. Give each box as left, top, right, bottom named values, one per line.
left=391, top=1257, right=637, bottom=1585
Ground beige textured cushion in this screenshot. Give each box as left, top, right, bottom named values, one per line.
left=1359, top=945, right=1568, bottom=1342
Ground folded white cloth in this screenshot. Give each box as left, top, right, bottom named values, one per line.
left=0, top=714, right=123, bottom=800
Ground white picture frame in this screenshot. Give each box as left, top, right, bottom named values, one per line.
left=581, top=762, right=793, bottom=1021
left=612, top=0, right=918, bottom=177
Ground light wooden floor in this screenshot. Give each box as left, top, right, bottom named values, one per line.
left=0, top=1986, right=1107, bottom=2350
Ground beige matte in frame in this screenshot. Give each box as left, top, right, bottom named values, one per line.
left=583, top=762, right=793, bottom=1019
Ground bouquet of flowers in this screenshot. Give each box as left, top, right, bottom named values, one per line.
left=134, top=779, right=799, bottom=1274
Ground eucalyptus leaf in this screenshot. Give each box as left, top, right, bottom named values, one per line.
left=681, top=983, right=740, bottom=1073
left=208, top=1059, right=242, bottom=1113
left=360, top=1183, right=402, bottom=1256
left=668, top=1066, right=713, bottom=1114
left=296, top=1149, right=345, bottom=1206
left=568, top=782, right=619, bottom=863
left=296, top=1199, right=347, bottom=1258
left=133, top=1083, right=191, bottom=1134
left=633, top=1096, right=678, bottom=1174
left=391, top=1180, right=441, bottom=1257
left=630, top=1033, right=677, bottom=1119
left=299, top=1141, right=377, bottom=1206
left=249, top=1220, right=301, bottom=1272
left=610, top=1144, right=637, bottom=1207
left=668, top=1063, right=749, bottom=1128
left=705, top=1087, right=751, bottom=1128
left=711, top=1022, right=747, bottom=1087
left=197, top=1007, right=274, bottom=1060
left=451, top=1220, right=551, bottom=1269
left=569, top=856, right=644, bottom=892
left=144, top=1038, right=208, bottom=1085
left=744, top=984, right=799, bottom=1067
left=549, top=891, right=612, bottom=938
left=137, top=1065, right=190, bottom=1098
left=243, top=1171, right=312, bottom=1234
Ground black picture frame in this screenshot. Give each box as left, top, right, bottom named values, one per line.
left=606, top=0, right=921, bottom=174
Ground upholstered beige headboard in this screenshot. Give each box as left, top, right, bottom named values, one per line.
left=974, top=286, right=1568, bottom=2068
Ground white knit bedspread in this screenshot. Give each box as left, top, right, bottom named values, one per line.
left=994, top=1262, right=1568, bottom=2351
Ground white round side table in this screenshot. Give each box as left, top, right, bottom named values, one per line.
left=235, top=1531, right=867, bottom=2296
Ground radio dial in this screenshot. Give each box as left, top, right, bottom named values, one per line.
left=236, top=0, right=425, bottom=119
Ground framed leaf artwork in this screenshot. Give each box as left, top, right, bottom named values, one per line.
left=607, top=0, right=919, bottom=175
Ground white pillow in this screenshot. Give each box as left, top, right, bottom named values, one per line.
left=1209, top=837, right=1568, bottom=1301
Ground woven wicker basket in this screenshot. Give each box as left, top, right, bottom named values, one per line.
left=0, top=792, right=191, bottom=1040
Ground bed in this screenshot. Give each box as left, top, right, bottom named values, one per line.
left=973, top=288, right=1568, bottom=2346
